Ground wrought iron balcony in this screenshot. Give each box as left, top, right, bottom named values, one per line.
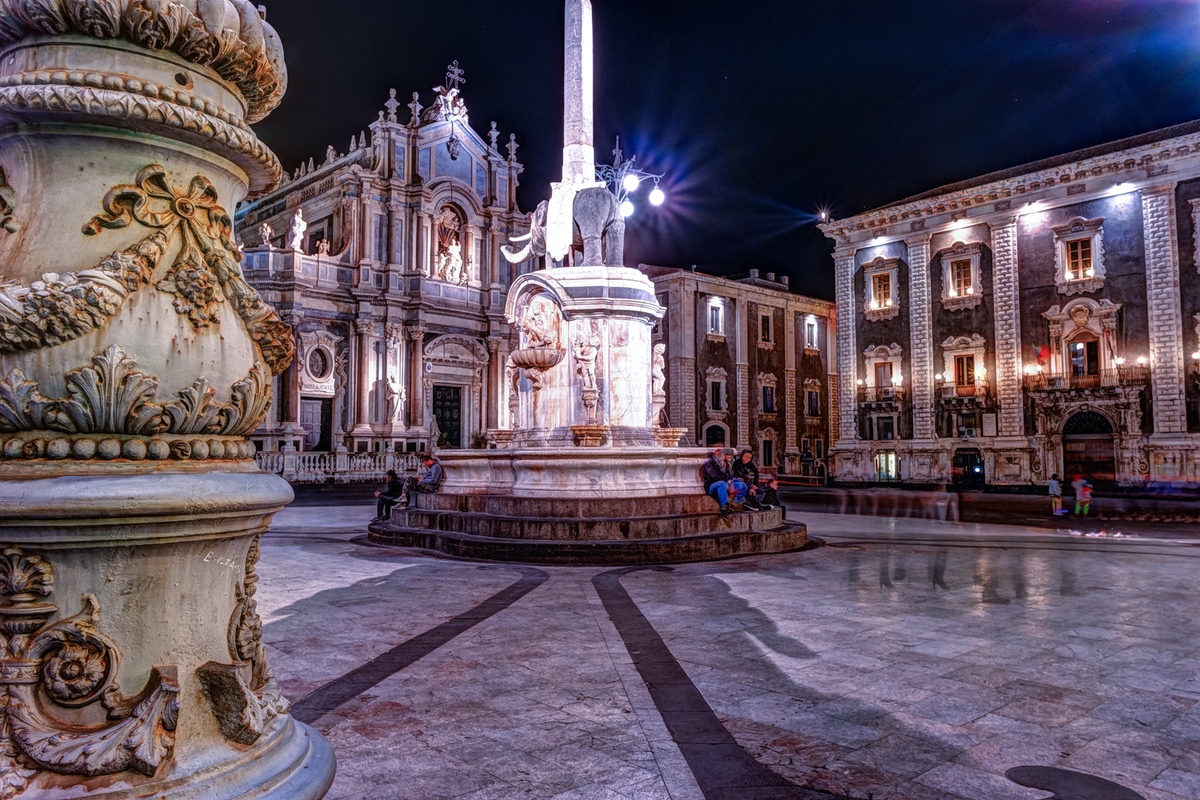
left=857, top=386, right=906, bottom=403
left=1022, top=367, right=1150, bottom=392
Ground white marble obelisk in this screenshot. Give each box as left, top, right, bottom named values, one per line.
left=562, top=0, right=595, bottom=186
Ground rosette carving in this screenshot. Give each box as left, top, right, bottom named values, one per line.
left=0, top=547, right=178, bottom=798
left=0, top=344, right=272, bottom=438
left=0, top=0, right=287, bottom=122
left=198, top=534, right=287, bottom=745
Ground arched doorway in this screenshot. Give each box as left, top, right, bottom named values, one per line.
left=1062, top=411, right=1116, bottom=485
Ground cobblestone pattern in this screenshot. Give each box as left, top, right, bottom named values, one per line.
left=989, top=219, right=1023, bottom=437
left=835, top=248, right=858, bottom=443
left=906, top=235, right=934, bottom=441
left=1142, top=185, right=1187, bottom=436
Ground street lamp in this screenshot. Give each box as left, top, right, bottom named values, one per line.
left=596, top=136, right=665, bottom=218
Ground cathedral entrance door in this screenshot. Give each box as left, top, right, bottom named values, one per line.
left=433, top=385, right=462, bottom=448
left=1062, top=411, right=1116, bottom=486
left=300, top=397, right=333, bottom=451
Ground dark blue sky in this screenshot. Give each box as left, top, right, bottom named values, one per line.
left=253, top=0, right=1200, bottom=300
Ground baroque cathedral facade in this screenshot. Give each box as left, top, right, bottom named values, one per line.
left=235, top=65, right=534, bottom=455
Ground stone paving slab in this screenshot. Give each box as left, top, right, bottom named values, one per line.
left=254, top=504, right=1200, bottom=800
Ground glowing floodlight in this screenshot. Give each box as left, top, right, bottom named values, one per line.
left=620, top=199, right=635, bottom=218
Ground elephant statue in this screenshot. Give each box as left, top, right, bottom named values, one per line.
left=572, top=186, right=625, bottom=267
left=501, top=186, right=625, bottom=268
left=502, top=199, right=549, bottom=264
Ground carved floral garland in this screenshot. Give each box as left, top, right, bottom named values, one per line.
left=0, top=547, right=178, bottom=799
left=0, top=165, right=293, bottom=374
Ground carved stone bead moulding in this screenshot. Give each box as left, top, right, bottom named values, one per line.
left=0, top=0, right=287, bottom=123
left=0, top=345, right=270, bottom=461
left=0, top=546, right=179, bottom=799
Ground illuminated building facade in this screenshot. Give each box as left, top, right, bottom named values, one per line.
left=644, top=266, right=837, bottom=479
left=822, top=120, right=1200, bottom=488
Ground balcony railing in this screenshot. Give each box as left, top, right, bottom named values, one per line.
left=857, top=386, right=906, bottom=403
left=938, top=380, right=989, bottom=399
left=1022, top=367, right=1150, bottom=391
left=253, top=450, right=422, bottom=484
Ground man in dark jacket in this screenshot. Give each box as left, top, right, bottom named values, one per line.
left=733, top=449, right=768, bottom=510
left=373, top=469, right=403, bottom=521
left=702, top=446, right=747, bottom=516
left=403, top=455, right=445, bottom=506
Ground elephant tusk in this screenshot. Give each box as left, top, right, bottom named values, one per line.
left=502, top=243, right=533, bottom=263
left=508, top=232, right=533, bottom=243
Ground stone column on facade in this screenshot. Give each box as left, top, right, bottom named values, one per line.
left=341, top=195, right=358, bottom=262
left=989, top=218, right=1025, bottom=441
left=675, top=283, right=698, bottom=439
left=387, top=199, right=403, bottom=270
left=735, top=296, right=750, bottom=448
left=487, top=337, right=503, bottom=430
left=784, top=304, right=798, bottom=463
left=351, top=318, right=375, bottom=437
left=1142, top=184, right=1188, bottom=440
left=905, top=234, right=935, bottom=444
left=834, top=246, right=859, bottom=446
left=409, top=327, right=428, bottom=429
left=279, top=309, right=305, bottom=448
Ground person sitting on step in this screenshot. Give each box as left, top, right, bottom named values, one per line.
left=732, top=448, right=768, bottom=510
left=403, top=454, right=444, bottom=507
left=373, top=469, right=403, bottom=521
left=702, top=446, right=748, bottom=516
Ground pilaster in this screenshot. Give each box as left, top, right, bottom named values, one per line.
left=834, top=246, right=858, bottom=443
left=1142, top=184, right=1188, bottom=436
left=989, top=217, right=1023, bottom=437
left=784, top=305, right=798, bottom=454
left=409, top=326, right=428, bottom=429
left=351, top=317, right=375, bottom=436
left=905, top=234, right=934, bottom=441
left=735, top=296, right=749, bottom=447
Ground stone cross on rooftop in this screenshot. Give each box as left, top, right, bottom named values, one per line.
left=446, top=59, right=466, bottom=91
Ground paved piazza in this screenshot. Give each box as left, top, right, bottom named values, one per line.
left=261, top=503, right=1200, bottom=800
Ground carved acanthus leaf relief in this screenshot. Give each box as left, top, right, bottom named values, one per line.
left=0, top=344, right=272, bottom=439
left=198, top=534, right=287, bottom=746
left=0, top=547, right=178, bottom=798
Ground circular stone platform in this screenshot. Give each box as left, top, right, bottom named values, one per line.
left=367, top=493, right=808, bottom=565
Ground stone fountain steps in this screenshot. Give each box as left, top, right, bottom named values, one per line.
left=366, top=519, right=809, bottom=565
left=367, top=492, right=808, bottom=564
left=390, top=505, right=784, bottom=541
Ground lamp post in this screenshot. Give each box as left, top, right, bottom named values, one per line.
left=596, top=137, right=665, bottom=218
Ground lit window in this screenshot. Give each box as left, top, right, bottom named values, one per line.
left=1065, top=238, right=1092, bottom=281
left=806, top=319, right=819, bottom=349
left=1053, top=216, right=1105, bottom=295
left=939, top=242, right=982, bottom=310
left=707, top=299, right=725, bottom=335
left=862, top=256, right=901, bottom=320
left=762, top=386, right=776, bottom=414
left=874, top=449, right=898, bottom=479
left=760, top=312, right=773, bottom=344
left=954, top=354, right=975, bottom=387
left=951, top=259, right=973, bottom=296
left=872, top=274, right=891, bottom=307
left=710, top=381, right=724, bottom=411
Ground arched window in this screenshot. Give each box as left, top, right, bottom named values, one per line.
left=703, top=424, right=727, bottom=446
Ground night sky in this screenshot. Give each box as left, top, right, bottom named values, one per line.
left=253, top=0, right=1200, bottom=301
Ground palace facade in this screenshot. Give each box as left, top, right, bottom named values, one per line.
left=235, top=66, right=533, bottom=457
left=821, top=120, right=1200, bottom=488
left=645, top=266, right=837, bottom=479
